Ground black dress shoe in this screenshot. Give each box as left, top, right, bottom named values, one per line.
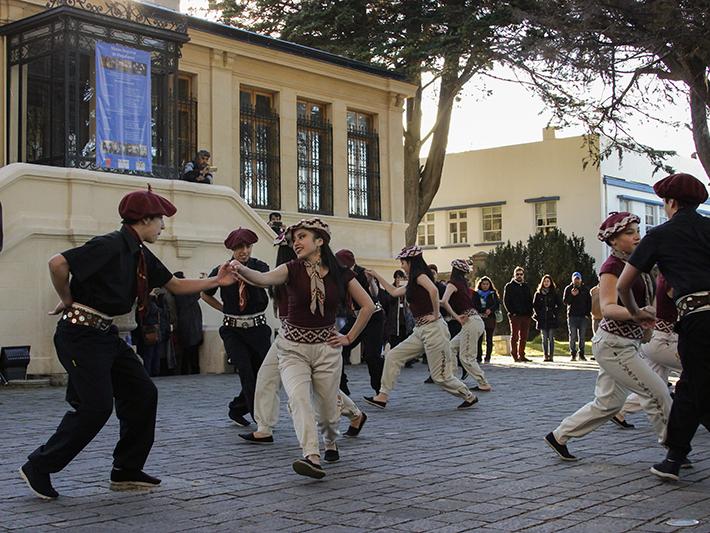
left=681, top=457, right=693, bottom=469
left=650, top=459, right=680, bottom=481
left=229, top=412, right=251, bottom=427
left=519, top=357, right=531, bottom=363
left=110, top=468, right=161, bottom=490
left=239, top=432, right=274, bottom=444
left=610, top=415, right=635, bottom=429
left=344, top=412, right=368, bottom=437
left=292, top=458, right=326, bottom=479
left=544, top=432, right=578, bottom=461
left=424, top=376, right=434, bottom=383
left=457, top=396, right=478, bottom=409
left=19, top=462, right=58, bottom=500
left=323, top=446, right=340, bottom=463
left=484, top=357, right=491, bottom=363
left=578, top=355, right=587, bottom=361
left=363, top=396, right=386, bottom=409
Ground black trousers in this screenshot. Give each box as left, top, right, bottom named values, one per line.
left=340, top=311, right=385, bottom=394
left=221, top=324, right=271, bottom=418
left=28, top=322, right=158, bottom=474
left=665, top=312, right=710, bottom=459
left=477, top=316, right=496, bottom=360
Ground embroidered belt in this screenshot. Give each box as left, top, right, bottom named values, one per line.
left=223, top=313, right=267, bottom=329
left=676, top=291, right=710, bottom=319
left=414, top=315, right=440, bottom=327
left=354, top=302, right=383, bottom=316
left=281, top=321, right=335, bottom=344
left=60, top=304, right=113, bottom=332
left=599, top=318, right=643, bottom=340
left=654, top=319, right=676, bottom=334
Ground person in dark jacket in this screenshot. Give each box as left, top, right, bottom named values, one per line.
left=563, top=272, right=592, bottom=361
left=533, top=275, right=562, bottom=362
left=472, top=276, right=500, bottom=363
left=172, top=272, right=204, bottom=375
left=503, top=266, right=534, bottom=362
left=181, top=150, right=213, bottom=184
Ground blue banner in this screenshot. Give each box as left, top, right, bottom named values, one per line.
left=96, top=42, right=152, bottom=172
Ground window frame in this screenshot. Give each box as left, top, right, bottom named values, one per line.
left=296, top=98, right=333, bottom=215
left=534, top=200, right=558, bottom=234
left=417, top=212, right=436, bottom=247
left=346, top=109, right=380, bottom=220
left=447, top=209, right=468, bottom=244
left=481, top=205, right=502, bottom=243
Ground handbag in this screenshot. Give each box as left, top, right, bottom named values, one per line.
left=142, top=325, right=160, bottom=346
left=494, top=308, right=504, bottom=323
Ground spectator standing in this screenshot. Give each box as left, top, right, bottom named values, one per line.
left=473, top=276, right=500, bottom=363
left=563, top=272, right=592, bottom=361
left=383, top=270, right=413, bottom=351
left=533, top=275, right=562, bottom=362
left=172, top=271, right=204, bottom=375
left=181, top=150, right=213, bottom=184
left=503, top=266, right=533, bottom=362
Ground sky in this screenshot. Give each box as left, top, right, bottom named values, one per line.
left=181, top=1, right=699, bottom=162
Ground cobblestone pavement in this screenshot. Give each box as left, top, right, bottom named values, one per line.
left=1, top=356, right=709, bottom=532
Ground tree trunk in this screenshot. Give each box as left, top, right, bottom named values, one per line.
left=403, top=71, right=423, bottom=246
left=689, top=82, right=710, bottom=181
left=404, top=54, right=460, bottom=245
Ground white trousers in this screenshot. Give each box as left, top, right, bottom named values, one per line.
left=254, top=339, right=361, bottom=436
left=621, top=330, right=681, bottom=415
left=380, top=319, right=471, bottom=400
left=277, top=336, right=342, bottom=457
left=553, top=329, right=672, bottom=444
left=449, top=315, right=489, bottom=386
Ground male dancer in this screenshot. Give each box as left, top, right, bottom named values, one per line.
left=202, top=228, right=270, bottom=427
left=617, top=173, right=710, bottom=481
left=336, top=249, right=385, bottom=396
left=20, top=187, right=235, bottom=499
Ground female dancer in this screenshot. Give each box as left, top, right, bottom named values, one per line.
left=474, top=276, right=500, bottom=363
left=364, top=246, right=477, bottom=409
left=232, top=219, right=374, bottom=479
left=441, top=259, right=492, bottom=391
left=240, top=234, right=368, bottom=445
left=545, top=212, right=672, bottom=461
left=533, top=274, right=562, bottom=362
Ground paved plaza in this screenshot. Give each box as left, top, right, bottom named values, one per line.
left=1, top=357, right=709, bottom=532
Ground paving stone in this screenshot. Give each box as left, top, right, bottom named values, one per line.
left=0, top=361, right=708, bottom=531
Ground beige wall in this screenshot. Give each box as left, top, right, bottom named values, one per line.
left=422, top=132, right=605, bottom=272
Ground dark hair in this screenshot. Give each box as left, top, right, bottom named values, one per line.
left=321, top=242, right=348, bottom=304
left=393, top=269, right=405, bottom=280
left=269, top=212, right=281, bottom=221
left=405, top=255, right=435, bottom=300
left=428, top=264, right=438, bottom=273
left=450, top=267, right=469, bottom=288
left=476, top=275, right=498, bottom=295
left=197, top=149, right=210, bottom=158
left=271, top=245, right=298, bottom=311
left=536, top=274, right=557, bottom=293
left=173, top=271, right=185, bottom=279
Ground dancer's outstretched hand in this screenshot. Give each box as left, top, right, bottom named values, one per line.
left=216, top=262, right=238, bottom=286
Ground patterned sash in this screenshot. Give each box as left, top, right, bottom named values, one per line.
left=281, top=320, right=335, bottom=344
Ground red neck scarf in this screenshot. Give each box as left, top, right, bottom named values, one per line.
left=126, top=225, right=149, bottom=322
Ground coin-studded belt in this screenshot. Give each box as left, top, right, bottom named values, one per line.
left=60, top=305, right=113, bottom=331
left=676, top=291, right=710, bottom=319
left=280, top=321, right=335, bottom=344
left=223, top=313, right=267, bottom=329
left=654, top=318, right=676, bottom=334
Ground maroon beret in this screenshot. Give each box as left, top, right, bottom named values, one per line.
left=597, top=211, right=640, bottom=243
left=118, top=188, right=176, bottom=220
left=653, top=173, right=708, bottom=205
left=335, top=249, right=356, bottom=268
left=224, top=228, right=259, bottom=249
